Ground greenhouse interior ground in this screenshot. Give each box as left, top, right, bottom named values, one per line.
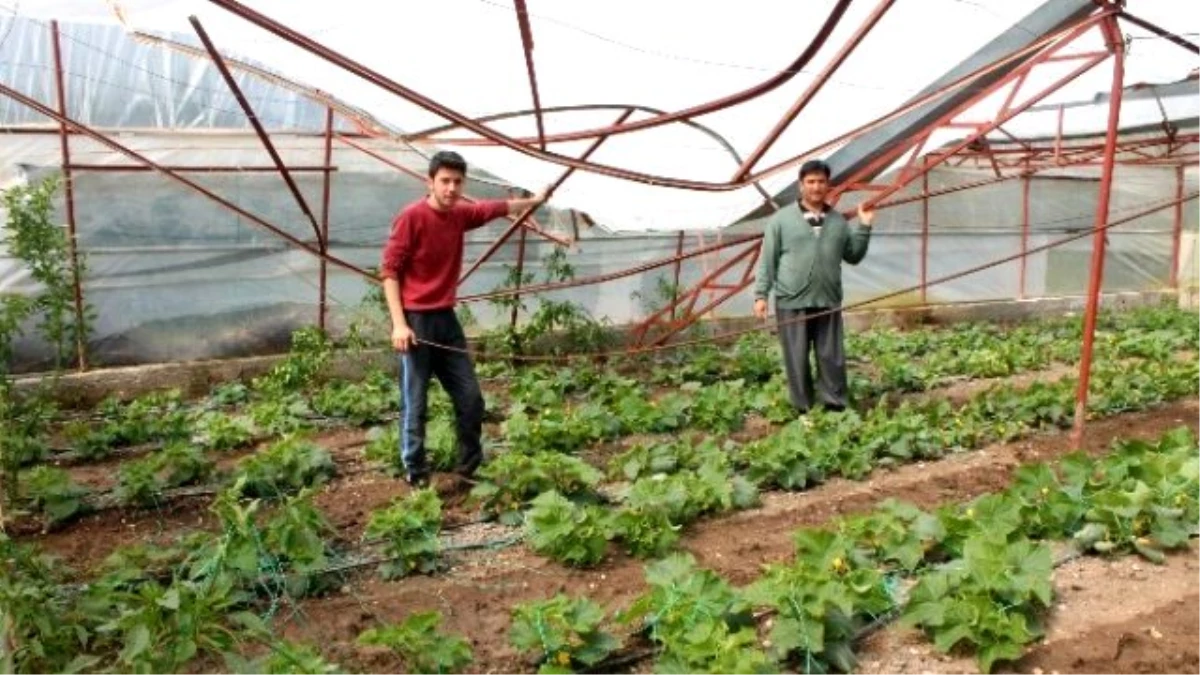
left=1, top=1, right=1199, bottom=674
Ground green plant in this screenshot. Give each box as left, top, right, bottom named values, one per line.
left=524, top=490, right=611, bottom=567
left=357, top=611, right=473, bottom=673
left=253, top=327, right=332, bottom=395
left=483, top=248, right=615, bottom=356
left=363, top=488, right=443, bottom=579
left=902, top=537, right=1053, bottom=673
left=510, top=594, right=620, bottom=673
left=19, top=465, right=89, bottom=525
left=745, top=530, right=893, bottom=673
left=0, top=177, right=81, bottom=504
left=471, top=451, right=603, bottom=525
left=232, top=436, right=336, bottom=499
left=227, top=640, right=341, bottom=674
left=631, top=274, right=681, bottom=318
left=621, top=553, right=771, bottom=673
left=0, top=177, right=93, bottom=372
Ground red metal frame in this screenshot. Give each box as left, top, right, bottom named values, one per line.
left=332, top=133, right=570, bottom=248
left=631, top=241, right=761, bottom=346
left=671, top=232, right=685, bottom=320
left=639, top=10, right=1116, bottom=346
left=954, top=133, right=1198, bottom=169
left=50, top=20, right=88, bottom=371
left=512, top=0, right=546, bottom=151
left=459, top=234, right=759, bottom=304
left=318, top=105, right=334, bottom=331
left=405, top=0, right=852, bottom=148
left=191, top=16, right=324, bottom=246
left=1019, top=168, right=1031, bottom=299
left=7, top=1, right=1195, bottom=389
left=458, top=108, right=634, bottom=285
left=830, top=16, right=1111, bottom=205
left=510, top=224, right=529, bottom=334
left=1071, top=14, right=1126, bottom=447
left=1170, top=164, right=1184, bottom=289
left=920, top=156, right=929, bottom=304
left=65, top=164, right=337, bottom=173
left=204, top=0, right=1097, bottom=190
left=0, top=81, right=374, bottom=280
left=398, top=102, right=779, bottom=209
left=731, top=0, right=896, bottom=181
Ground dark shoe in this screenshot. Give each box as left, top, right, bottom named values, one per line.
left=433, top=473, right=473, bottom=495
left=406, top=472, right=430, bottom=489
left=454, top=456, right=482, bottom=480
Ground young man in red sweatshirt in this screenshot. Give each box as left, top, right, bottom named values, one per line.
left=381, top=151, right=547, bottom=488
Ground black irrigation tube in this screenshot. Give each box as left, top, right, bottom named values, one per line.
left=46, top=520, right=516, bottom=600
left=40, top=414, right=385, bottom=466
left=76, top=462, right=380, bottom=514
left=38, top=433, right=515, bottom=520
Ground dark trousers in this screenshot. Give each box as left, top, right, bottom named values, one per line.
left=776, top=307, right=848, bottom=412
left=398, top=309, right=485, bottom=478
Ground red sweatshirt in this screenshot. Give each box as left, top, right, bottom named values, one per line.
left=380, top=198, right=509, bottom=310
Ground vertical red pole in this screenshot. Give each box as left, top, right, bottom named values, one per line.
left=509, top=223, right=529, bottom=338
left=51, top=21, right=88, bottom=371
left=1054, top=104, right=1065, bottom=164
left=1072, top=18, right=1124, bottom=447
left=671, top=230, right=685, bottom=320
left=1019, top=169, right=1031, bottom=299
left=920, top=156, right=929, bottom=304
left=1169, top=164, right=1183, bottom=289
left=318, top=105, right=334, bottom=332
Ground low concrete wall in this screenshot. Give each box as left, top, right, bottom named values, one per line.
left=13, top=289, right=1187, bottom=408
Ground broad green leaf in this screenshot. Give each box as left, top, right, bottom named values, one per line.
left=120, top=624, right=152, bottom=663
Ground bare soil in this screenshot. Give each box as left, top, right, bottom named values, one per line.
left=858, top=542, right=1200, bottom=675
left=279, top=400, right=1200, bottom=673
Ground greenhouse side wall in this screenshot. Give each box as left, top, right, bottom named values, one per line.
left=1, top=142, right=1195, bottom=372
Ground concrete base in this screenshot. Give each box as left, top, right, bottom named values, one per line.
left=671, top=290, right=1182, bottom=338
left=12, top=350, right=396, bottom=408
left=1178, top=232, right=1198, bottom=304
left=12, top=289, right=1189, bottom=408
left=846, top=289, right=1182, bottom=330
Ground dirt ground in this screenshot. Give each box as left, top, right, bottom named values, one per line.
left=280, top=399, right=1199, bottom=674
left=14, top=391, right=1199, bottom=673
left=858, top=541, right=1200, bottom=674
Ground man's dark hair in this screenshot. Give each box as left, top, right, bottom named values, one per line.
left=428, top=150, right=468, bottom=178
left=799, top=159, right=832, bottom=180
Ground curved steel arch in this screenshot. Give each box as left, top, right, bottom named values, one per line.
left=402, top=102, right=778, bottom=205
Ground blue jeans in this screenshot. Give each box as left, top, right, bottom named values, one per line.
left=397, top=309, right=485, bottom=478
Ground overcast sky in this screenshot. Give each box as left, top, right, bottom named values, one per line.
left=19, top=0, right=1200, bottom=230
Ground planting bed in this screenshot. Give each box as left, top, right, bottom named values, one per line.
left=2, top=304, right=1198, bottom=674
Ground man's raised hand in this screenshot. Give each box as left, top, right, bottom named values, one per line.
left=857, top=202, right=876, bottom=228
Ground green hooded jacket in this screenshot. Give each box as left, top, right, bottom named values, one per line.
left=753, top=203, right=870, bottom=309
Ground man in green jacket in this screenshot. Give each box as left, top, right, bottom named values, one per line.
left=753, top=159, right=875, bottom=413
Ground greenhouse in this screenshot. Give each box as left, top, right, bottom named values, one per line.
left=0, top=1, right=1197, bottom=673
